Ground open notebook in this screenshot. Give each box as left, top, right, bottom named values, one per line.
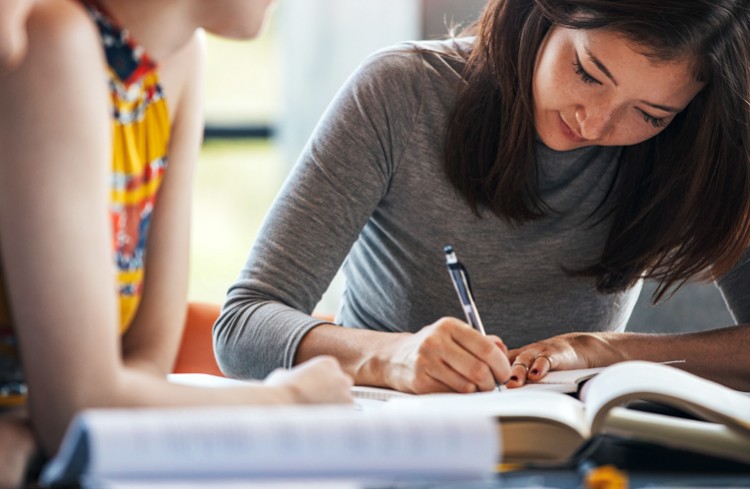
left=167, top=366, right=606, bottom=407
left=349, top=366, right=607, bottom=402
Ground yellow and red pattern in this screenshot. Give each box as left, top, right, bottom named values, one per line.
left=0, top=0, right=170, bottom=407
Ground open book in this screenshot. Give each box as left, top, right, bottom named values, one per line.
left=41, top=405, right=498, bottom=487
left=384, top=361, right=750, bottom=465
left=351, top=366, right=606, bottom=402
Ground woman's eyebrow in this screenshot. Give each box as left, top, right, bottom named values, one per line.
left=641, top=101, right=680, bottom=113
left=585, top=47, right=618, bottom=86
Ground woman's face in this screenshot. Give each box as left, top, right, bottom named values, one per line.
left=198, top=0, right=276, bottom=39
left=532, top=26, right=704, bottom=152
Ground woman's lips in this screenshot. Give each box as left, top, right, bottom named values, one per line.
left=558, top=113, right=585, bottom=143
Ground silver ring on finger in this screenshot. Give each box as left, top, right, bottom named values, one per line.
left=512, top=362, right=530, bottom=373
left=535, top=354, right=552, bottom=368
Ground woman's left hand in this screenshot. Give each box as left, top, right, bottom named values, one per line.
left=505, top=332, right=626, bottom=388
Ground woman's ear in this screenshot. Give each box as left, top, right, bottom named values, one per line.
left=0, top=0, right=32, bottom=74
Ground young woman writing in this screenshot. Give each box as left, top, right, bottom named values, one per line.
left=0, top=0, right=353, bottom=475
left=214, top=0, right=750, bottom=394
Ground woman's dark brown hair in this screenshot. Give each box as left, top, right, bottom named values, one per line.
left=445, top=0, right=750, bottom=300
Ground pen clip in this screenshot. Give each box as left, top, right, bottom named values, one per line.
left=445, top=246, right=476, bottom=297
left=458, top=262, right=475, bottom=297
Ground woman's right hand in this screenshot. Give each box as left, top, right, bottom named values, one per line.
left=384, top=317, right=511, bottom=394
left=264, top=356, right=354, bottom=404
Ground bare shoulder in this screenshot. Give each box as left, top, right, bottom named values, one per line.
left=0, top=0, right=110, bottom=172
left=26, top=0, right=101, bottom=61
left=0, top=0, right=107, bottom=105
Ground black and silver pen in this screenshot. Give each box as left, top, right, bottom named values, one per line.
left=445, top=245, right=502, bottom=391
left=444, top=245, right=486, bottom=335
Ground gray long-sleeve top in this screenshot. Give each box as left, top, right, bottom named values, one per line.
left=214, top=38, right=750, bottom=379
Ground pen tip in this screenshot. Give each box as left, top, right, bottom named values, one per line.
left=443, top=245, right=453, bottom=254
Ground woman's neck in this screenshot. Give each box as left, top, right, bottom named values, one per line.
left=96, top=0, right=197, bottom=61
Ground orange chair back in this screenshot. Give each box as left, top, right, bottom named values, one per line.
left=173, top=302, right=224, bottom=376
left=173, top=302, right=336, bottom=376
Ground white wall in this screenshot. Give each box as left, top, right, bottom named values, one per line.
left=277, top=0, right=421, bottom=169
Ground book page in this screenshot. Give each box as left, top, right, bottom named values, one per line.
left=525, top=367, right=604, bottom=390
left=522, top=360, right=684, bottom=392
left=581, top=361, right=750, bottom=436
left=382, top=390, right=594, bottom=463
left=42, top=406, right=498, bottom=486
left=603, top=407, right=750, bottom=463
left=384, top=390, right=590, bottom=439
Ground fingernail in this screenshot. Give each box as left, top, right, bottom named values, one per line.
left=509, top=376, right=518, bottom=383
left=530, top=369, right=539, bottom=376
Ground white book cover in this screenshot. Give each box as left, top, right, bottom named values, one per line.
left=41, top=405, right=499, bottom=487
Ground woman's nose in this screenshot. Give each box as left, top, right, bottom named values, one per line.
left=575, top=105, right=616, bottom=141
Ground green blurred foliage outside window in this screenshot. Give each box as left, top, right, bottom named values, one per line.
left=190, top=24, right=284, bottom=304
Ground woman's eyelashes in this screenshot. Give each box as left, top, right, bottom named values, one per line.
left=573, top=55, right=600, bottom=85
left=639, top=109, right=668, bottom=128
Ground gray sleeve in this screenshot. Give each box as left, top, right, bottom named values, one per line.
left=213, top=46, right=425, bottom=379
left=716, top=248, right=750, bottom=324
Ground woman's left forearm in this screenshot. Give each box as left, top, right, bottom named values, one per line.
left=603, top=325, right=750, bottom=390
